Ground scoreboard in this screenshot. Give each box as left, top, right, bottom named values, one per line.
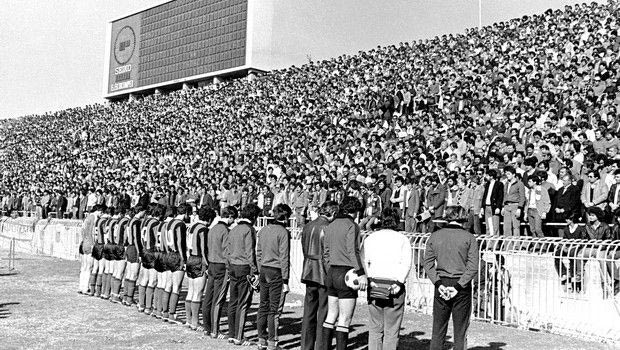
left=105, top=0, right=248, bottom=97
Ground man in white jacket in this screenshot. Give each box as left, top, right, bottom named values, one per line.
left=362, top=208, right=412, bottom=350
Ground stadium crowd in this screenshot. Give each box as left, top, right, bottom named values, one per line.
left=2, top=1, right=620, bottom=348
left=2, top=2, right=620, bottom=270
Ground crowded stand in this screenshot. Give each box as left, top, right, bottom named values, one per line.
left=2, top=1, right=620, bottom=348
left=3, top=2, right=620, bottom=235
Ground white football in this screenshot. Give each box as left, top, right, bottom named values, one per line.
left=344, top=269, right=361, bottom=290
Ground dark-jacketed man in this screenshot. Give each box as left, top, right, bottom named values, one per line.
left=300, top=201, right=337, bottom=350
left=424, top=208, right=479, bottom=350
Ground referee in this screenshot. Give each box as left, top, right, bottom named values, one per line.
left=424, top=208, right=479, bottom=350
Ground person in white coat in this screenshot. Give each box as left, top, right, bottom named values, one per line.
left=362, top=208, right=412, bottom=350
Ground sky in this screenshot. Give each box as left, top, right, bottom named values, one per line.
left=0, top=0, right=590, bottom=120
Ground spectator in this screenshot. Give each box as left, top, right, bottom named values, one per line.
left=501, top=166, right=526, bottom=236
left=482, top=169, right=503, bottom=236
left=524, top=175, right=551, bottom=238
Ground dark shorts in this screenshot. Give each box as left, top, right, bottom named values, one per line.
left=164, top=251, right=183, bottom=272
left=186, top=255, right=204, bottom=279
left=325, top=265, right=357, bottom=299
left=154, top=252, right=167, bottom=273
left=91, top=243, right=104, bottom=261
left=78, top=242, right=84, bottom=255
left=113, top=245, right=125, bottom=261
left=142, top=249, right=157, bottom=270
left=125, top=245, right=139, bottom=264
left=102, top=244, right=114, bottom=261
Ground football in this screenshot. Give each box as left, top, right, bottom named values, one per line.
left=344, top=269, right=361, bottom=290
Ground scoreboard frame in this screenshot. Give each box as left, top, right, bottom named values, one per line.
left=103, top=0, right=264, bottom=100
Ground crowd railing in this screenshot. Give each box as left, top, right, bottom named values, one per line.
left=0, top=217, right=618, bottom=343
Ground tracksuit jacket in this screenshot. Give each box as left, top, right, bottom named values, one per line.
left=226, top=219, right=258, bottom=275
left=256, top=222, right=291, bottom=283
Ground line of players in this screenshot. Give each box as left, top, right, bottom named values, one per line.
left=78, top=202, right=277, bottom=346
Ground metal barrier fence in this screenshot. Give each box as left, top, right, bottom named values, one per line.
left=0, top=217, right=82, bottom=261
left=1, top=216, right=619, bottom=343
left=403, top=234, right=620, bottom=344
left=256, top=216, right=302, bottom=238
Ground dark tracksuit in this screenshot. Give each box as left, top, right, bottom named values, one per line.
left=203, top=221, right=230, bottom=336
left=225, top=219, right=258, bottom=341
left=300, top=216, right=329, bottom=350
left=424, top=224, right=479, bottom=350
left=256, top=222, right=290, bottom=348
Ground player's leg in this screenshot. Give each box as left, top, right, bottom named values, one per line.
left=101, top=258, right=111, bottom=299
left=95, top=259, right=105, bottom=297
left=145, top=268, right=158, bottom=314
left=168, top=270, right=184, bottom=323
left=155, top=270, right=166, bottom=318
left=137, top=266, right=148, bottom=311
left=89, top=258, right=99, bottom=297
left=191, top=274, right=207, bottom=330
left=335, top=298, right=356, bottom=350
left=124, top=262, right=140, bottom=306
left=320, top=269, right=340, bottom=350
left=185, top=275, right=195, bottom=328
left=112, top=255, right=126, bottom=303
left=161, top=270, right=172, bottom=320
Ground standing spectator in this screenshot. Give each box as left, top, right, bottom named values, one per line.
left=360, top=186, right=381, bottom=231
left=40, top=190, right=50, bottom=219
left=581, top=170, right=610, bottom=220
left=258, top=185, right=275, bottom=217
left=481, top=169, right=503, bottom=236
left=389, top=176, right=406, bottom=222
left=553, top=171, right=581, bottom=234
left=199, top=185, right=216, bottom=210
left=56, top=190, right=67, bottom=219
left=426, top=174, right=447, bottom=232
left=79, top=190, right=88, bottom=219
left=424, top=209, right=479, bottom=350
left=404, top=177, right=421, bottom=233
left=607, top=169, right=620, bottom=224
left=501, top=166, right=526, bottom=236
left=524, top=175, right=551, bottom=238
left=363, top=208, right=412, bottom=350
left=291, top=183, right=309, bottom=227
left=467, top=175, right=484, bottom=235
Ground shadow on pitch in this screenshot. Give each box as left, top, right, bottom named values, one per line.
left=0, top=302, right=20, bottom=319
left=469, top=342, right=507, bottom=350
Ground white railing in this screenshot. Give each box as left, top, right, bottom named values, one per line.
left=403, top=234, right=620, bottom=344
